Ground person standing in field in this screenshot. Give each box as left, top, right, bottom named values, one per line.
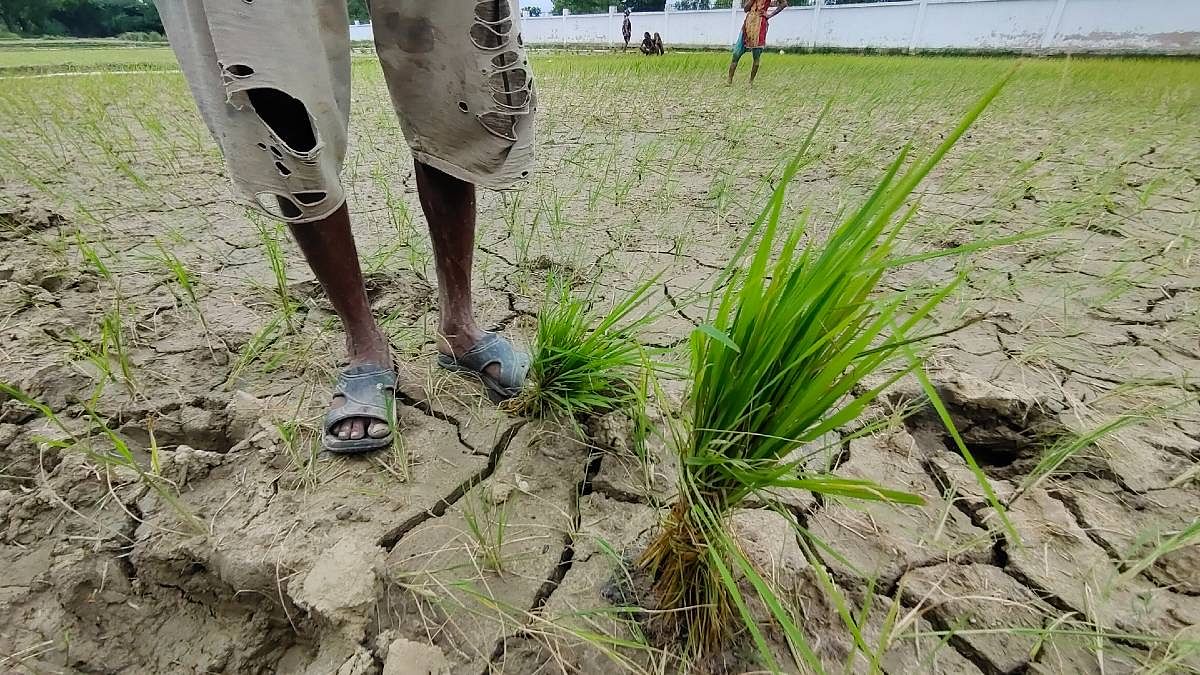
left=622, top=10, right=633, bottom=51
left=153, top=1, right=535, bottom=454
left=728, top=0, right=789, bottom=85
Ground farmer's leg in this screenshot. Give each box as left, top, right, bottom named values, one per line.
left=288, top=208, right=390, bottom=440
left=248, top=88, right=389, bottom=441
left=728, top=37, right=746, bottom=84
left=156, top=1, right=390, bottom=442
left=750, top=50, right=763, bottom=84
left=412, top=161, right=497, bottom=377
left=372, top=0, right=536, bottom=392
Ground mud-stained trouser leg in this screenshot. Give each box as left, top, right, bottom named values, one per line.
left=369, top=0, right=537, bottom=366
left=154, top=0, right=351, bottom=223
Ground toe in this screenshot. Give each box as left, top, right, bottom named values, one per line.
left=483, top=363, right=503, bottom=381
left=368, top=421, right=390, bottom=439
left=349, top=418, right=366, bottom=440
left=337, top=419, right=352, bottom=440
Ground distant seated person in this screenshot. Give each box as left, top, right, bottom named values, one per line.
left=640, top=32, right=655, bottom=55
left=653, top=32, right=665, bottom=55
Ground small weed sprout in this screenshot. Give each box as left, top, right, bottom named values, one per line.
left=99, top=303, right=137, bottom=395
left=462, top=492, right=509, bottom=575
left=146, top=240, right=220, bottom=351
left=276, top=418, right=323, bottom=489
left=252, top=213, right=297, bottom=333
left=0, top=384, right=203, bottom=533
left=228, top=314, right=285, bottom=386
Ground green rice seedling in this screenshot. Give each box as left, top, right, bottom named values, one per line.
left=376, top=435, right=411, bottom=484
left=149, top=240, right=212, bottom=335
left=99, top=302, right=137, bottom=395
left=612, top=167, right=637, bottom=207
left=540, top=187, right=572, bottom=242
left=64, top=330, right=114, bottom=402
left=707, top=172, right=735, bottom=220
left=501, top=190, right=524, bottom=239
left=228, top=314, right=285, bottom=386
left=1116, top=518, right=1200, bottom=588
left=1007, top=414, right=1144, bottom=506
left=63, top=292, right=137, bottom=398
left=640, top=74, right=1015, bottom=664
left=0, top=384, right=203, bottom=533
left=461, top=492, right=509, bottom=575
left=629, top=358, right=657, bottom=490
left=511, top=205, right=540, bottom=273
left=252, top=213, right=297, bottom=333
left=76, top=231, right=112, bottom=282
left=276, top=418, right=323, bottom=489
left=511, top=277, right=659, bottom=423
left=367, top=396, right=409, bottom=483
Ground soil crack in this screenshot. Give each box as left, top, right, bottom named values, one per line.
left=662, top=283, right=699, bottom=327
left=377, top=421, right=525, bottom=551
left=484, top=429, right=606, bottom=672
left=394, top=390, right=478, bottom=454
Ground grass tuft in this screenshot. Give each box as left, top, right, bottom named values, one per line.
left=510, top=277, right=660, bottom=424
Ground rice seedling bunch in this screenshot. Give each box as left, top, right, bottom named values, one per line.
left=511, top=277, right=659, bottom=422
left=640, top=75, right=1013, bottom=661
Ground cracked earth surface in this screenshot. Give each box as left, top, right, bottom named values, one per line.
left=1, top=52, right=1198, bottom=673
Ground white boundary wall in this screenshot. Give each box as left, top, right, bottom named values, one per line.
left=350, top=1, right=1200, bottom=54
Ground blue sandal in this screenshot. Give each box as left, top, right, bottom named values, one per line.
left=437, top=332, right=530, bottom=402
left=323, top=363, right=396, bottom=454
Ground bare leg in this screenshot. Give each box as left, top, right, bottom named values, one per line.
left=750, top=57, right=761, bottom=85
left=412, top=160, right=501, bottom=379
left=288, top=205, right=391, bottom=441
left=727, top=57, right=739, bottom=85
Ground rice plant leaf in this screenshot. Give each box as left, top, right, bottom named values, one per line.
left=1116, top=518, right=1200, bottom=587
left=694, top=323, right=741, bottom=353
left=882, top=227, right=1058, bottom=269
left=707, top=541, right=783, bottom=674
left=796, top=533, right=875, bottom=664
left=769, top=477, right=925, bottom=505
left=720, top=536, right=826, bottom=675
left=1013, top=413, right=1145, bottom=504
left=648, top=71, right=1018, bottom=664
left=907, top=351, right=1018, bottom=542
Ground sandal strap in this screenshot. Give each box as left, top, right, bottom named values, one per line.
left=449, top=333, right=530, bottom=390
left=325, top=364, right=396, bottom=433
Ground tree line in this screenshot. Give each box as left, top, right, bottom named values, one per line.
left=541, top=2, right=737, bottom=14
left=0, top=0, right=370, bottom=39
left=0, top=0, right=162, bottom=38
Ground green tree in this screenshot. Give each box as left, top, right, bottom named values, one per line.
left=0, top=0, right=70, bottom=35
left=55, top=0, right=161, bottom=38
left=523, top=6, right=542, bottom=16
left=0, top=0, right=161, bottom=37
left=553, top=1, right=666, bottom=14
left=348, top=0, right=370, bottom=23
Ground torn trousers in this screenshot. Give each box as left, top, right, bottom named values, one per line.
left=156, top=0, right=536, bottom=222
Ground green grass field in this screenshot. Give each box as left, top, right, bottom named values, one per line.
left=0, top=41, right=1197, bottom=673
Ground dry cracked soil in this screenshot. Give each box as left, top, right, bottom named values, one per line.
left=1, top=52, right=1198, bottom=674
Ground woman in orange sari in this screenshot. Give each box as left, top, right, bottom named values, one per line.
left=727, top=0, right=789, bottom=85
